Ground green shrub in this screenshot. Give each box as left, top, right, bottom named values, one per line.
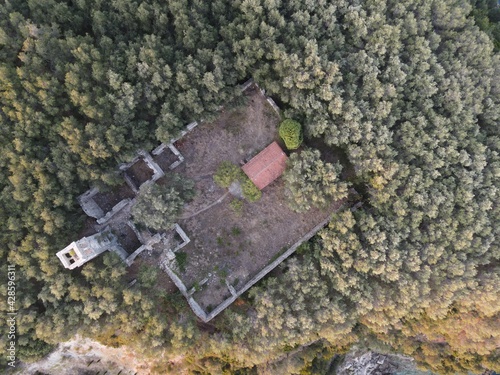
left=214, top=161, right=262, bottom=202
left=279, top=119, right=303, bottom=150
left=229, top=198, right=244, bottom=213
left=213, top=161, right=243, bottom=188
left=175, top=251, right=188, bottom=273
left=242, top=178, right=262, bottom=202
left=138, top=264, right=158, bottom=288
left=18, top=340, right=55, bottom=363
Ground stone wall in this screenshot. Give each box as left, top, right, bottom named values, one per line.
left=266, top=97, right=280, bottom=115
left=161, top=264, right=208, bottom=320
left=65, top=78, right=286, bottom=284
left=139, top=150, right=164, bottom=182
left=78, top=188, right=104, bottom=219
left=160, top=207, right=342, bottom=322
left=123, top=173, right=139, bottom=193
left=96, top=198, right=131, bottom=225
left=171, top=223, right=190, bottom=252
left=125, top=233, right=162, bottom=266
left=203, top=214, right=336, bottom=322
left=240, top=78, right=254, bottom=92
left=249, top=79, right=281, bottom=116
left=152, top=143, right=185, bottom=170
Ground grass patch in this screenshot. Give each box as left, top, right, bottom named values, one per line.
left=219, top=268, right=229, bottom=278
left=175, top=251, right=188, bottom=273
left=229, top=198, right=244, bottom=214
left=216, top=236, right=224, bottom=246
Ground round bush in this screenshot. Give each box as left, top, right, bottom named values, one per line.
left=279, top=119, right=303, bottom=150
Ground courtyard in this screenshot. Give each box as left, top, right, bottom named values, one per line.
left=163, top=85, right=342, bottom=312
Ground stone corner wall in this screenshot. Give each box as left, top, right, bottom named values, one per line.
left=203, top=214, right=335, bottom=322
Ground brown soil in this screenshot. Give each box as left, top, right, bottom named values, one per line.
left=168, top=86, right=342, bottom=310
left=77, top=217, right=98, bottom=238
left=180, top=179, right=339, bottom=310
left=153, top=147, right=179, bottom=171
left=127, top=256, right=178, bottom=294
left=111, top=223, right=141, bottom=255
left=92, top=183, right=135, bottom=213
left=125, top=158, right=154, bottom=188
left=175, top=86, right=279, bottom=177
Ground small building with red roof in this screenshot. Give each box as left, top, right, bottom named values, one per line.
left=242, top=141, right=288, bottom=190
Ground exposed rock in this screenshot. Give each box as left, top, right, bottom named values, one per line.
left=336, top=349, right=433, bottom=375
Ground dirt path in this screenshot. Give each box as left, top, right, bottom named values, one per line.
left=251, top=96, right=266, bottom=146
left=192, top=172, right=216, bottom=181
left=180, top=192, right=229, bottom=220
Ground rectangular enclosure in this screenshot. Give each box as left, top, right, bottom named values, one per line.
left=92, top=184, right=135, bottom=213
left=160, top=85, right=341, bottom=315
left=124, top=158, right=154, bottom=189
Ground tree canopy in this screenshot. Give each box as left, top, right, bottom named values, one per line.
left=131, top=175, right=194, bottom=232
left=279, top=119, right=303, bottom=150
left=283, top=149, right=349, bottom=212
left=1, top=0, right=499, bottom=373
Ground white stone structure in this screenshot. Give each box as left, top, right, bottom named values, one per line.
left=152, top=143, right=185, bottom=170
left=56, top=230, right=119, bottom=269
left=119, top=150, right=165, bottom=192
left=171, top=223, right=190, bottom=252
left=96, top=198, right=132, bottom=225
left=60, top=79, right=283, bottom=288
left=78, top=188, right=105, bottom=220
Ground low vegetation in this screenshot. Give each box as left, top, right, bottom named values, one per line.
left=279, top=119, right=303, bottom=150
left=175, top=251, right=188, bottom=273
left=214, top=161, right=261, bottom=202
left=241, top=178, right=262, bottom=202
left=213, top=161, right=242, bottom=188
left=1, top=0, right=499, bottom=373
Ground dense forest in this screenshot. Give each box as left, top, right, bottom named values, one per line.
left=1, top=0, right=499, bottom=374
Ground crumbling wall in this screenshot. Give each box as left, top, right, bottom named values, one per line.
left=64, top=78, right=283, bottom=281
left=160, top=259, right=208, bottom=321
left=96, top=198, right=131, bottom=225
left=153, top=143, right=185, bottom=170
left=171, top=223, right=190, bottom=252
left=139, top=150, right=164, bottom=182
left=78, top=188, right=104, bottom=219
left=203, top=214, right=335, bottom=322
left=125, top=232, right=162, bottom=266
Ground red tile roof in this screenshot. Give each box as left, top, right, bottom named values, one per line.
left=242, top=141, right=288, bottom=190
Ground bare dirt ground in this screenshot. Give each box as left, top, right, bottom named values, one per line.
left=73, top=85, right=343, bottom=314
left=127, top=255, right=178, bottom=294
left=93, top=183, right=135, bottom=212
left=109, top=221, right=141, bottom=255
left=168, top=86, right=341, bottom=311
left=153, top=147, right=178, bottom=171
left=125, top=158, right=154, bottom=188
left=180, top=180, right=339, bottom=310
